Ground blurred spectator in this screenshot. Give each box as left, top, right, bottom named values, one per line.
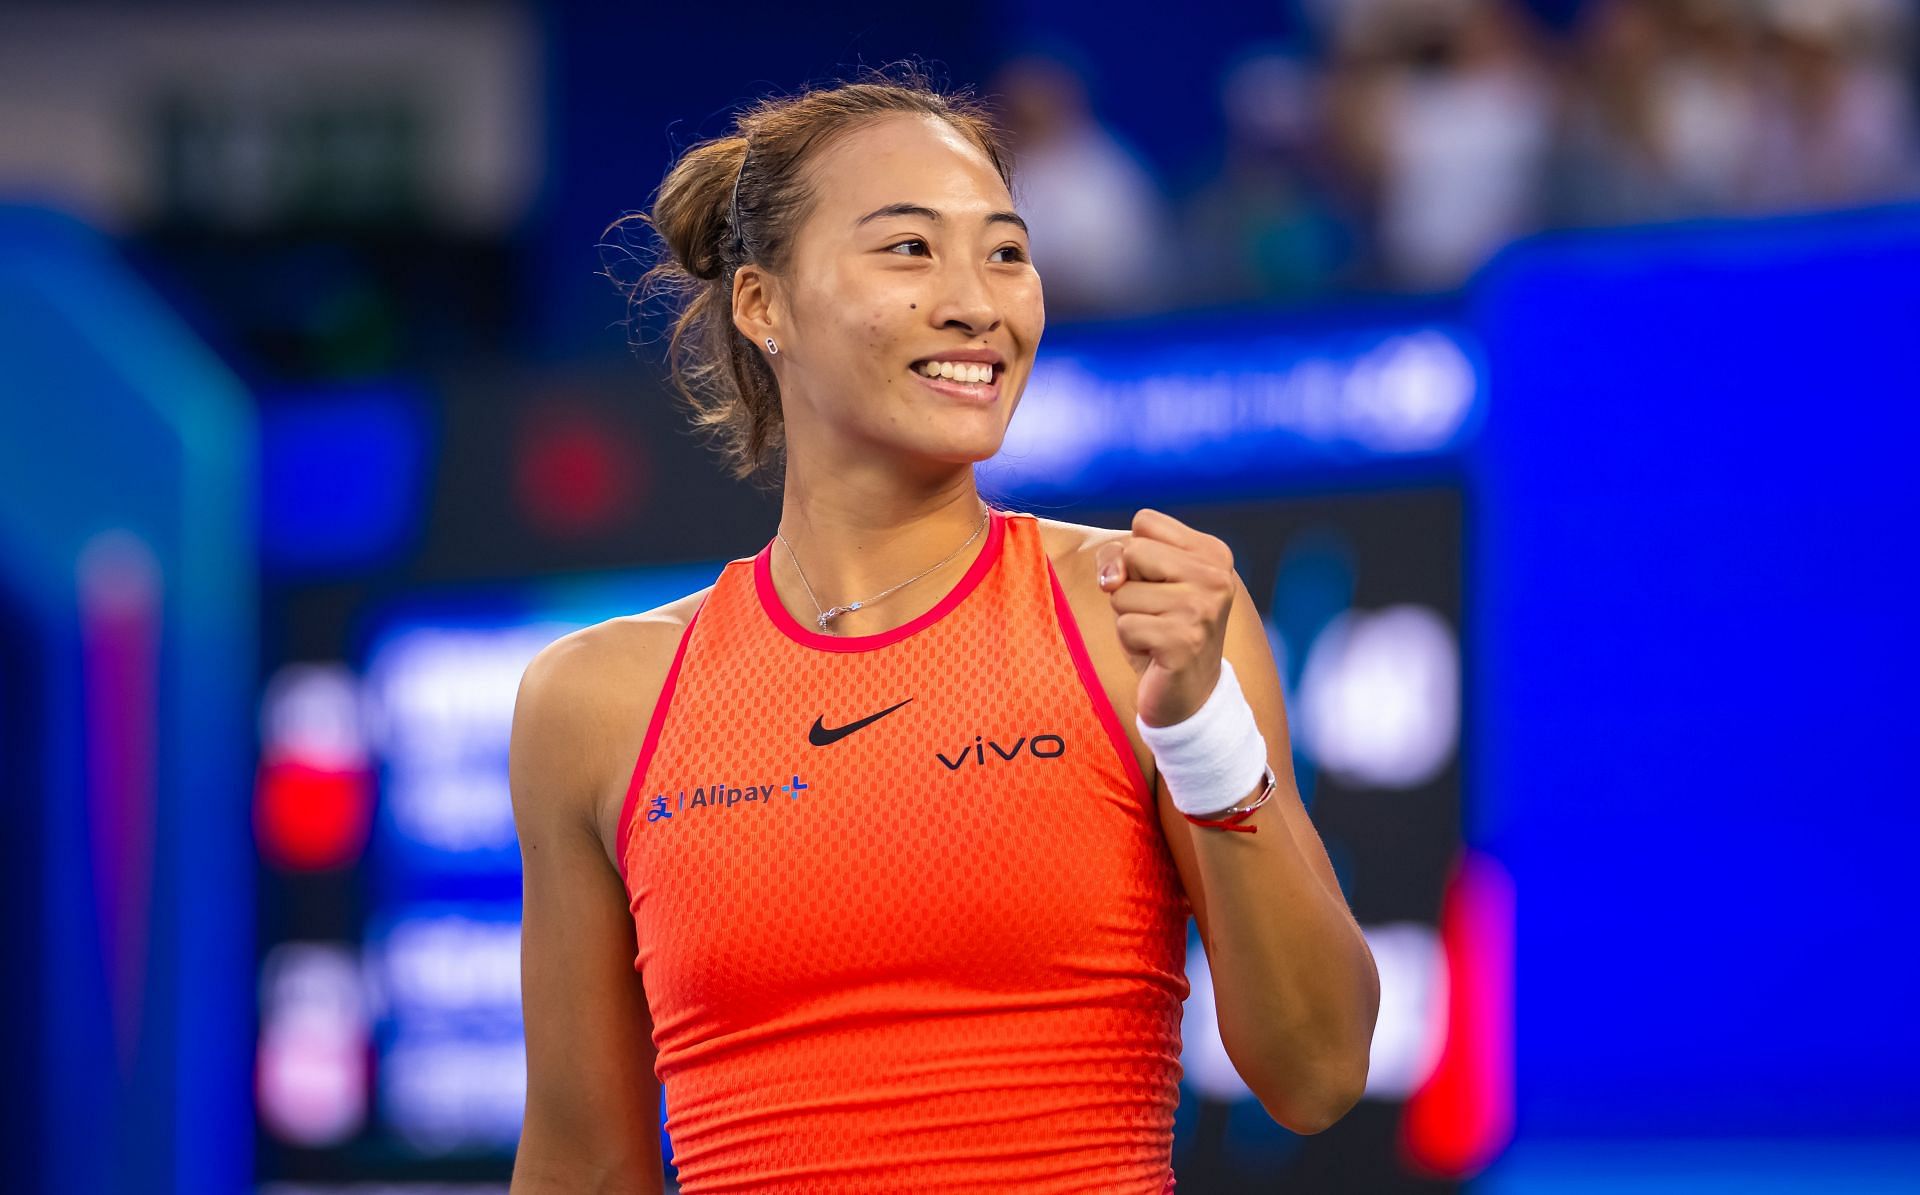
left=980, top=1, right=1919, bottom=311
left=1178, top=50, right=1357, bottom=305
left=1647, top=0, right=1766, bottom=214
left=1548, top=0, right=1918, bottom=228
left=1548, top=0, right=1703, bottom=226
left=1746, top=0, right=1919, bottom=212
left=989, top=52, right=1177, bottom=318
left=1323, top=0, right=1556, bottom=291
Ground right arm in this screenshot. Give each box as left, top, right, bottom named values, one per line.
left=508, top=628, right=669, bottom=1194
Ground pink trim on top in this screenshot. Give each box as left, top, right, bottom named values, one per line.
left=752, top=505, right=1008, bottom=653
left=1046, top=557, right=1155, bottom=807
left=614, top=598, right=706, bottom=896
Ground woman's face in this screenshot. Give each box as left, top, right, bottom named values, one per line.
left=739, top=113, right=1044, bottom=477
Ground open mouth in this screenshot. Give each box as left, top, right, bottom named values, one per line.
left=909, top=358, right=1002, bottom=385
left=909, top=359, right=1002, bottom=401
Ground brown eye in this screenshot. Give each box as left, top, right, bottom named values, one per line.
left=888, top=240, right=1027, bottom=263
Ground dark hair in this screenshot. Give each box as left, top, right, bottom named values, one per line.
left=602, top=62, right=1017, bottom=491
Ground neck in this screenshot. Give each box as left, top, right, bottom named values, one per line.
left=770, top=470, right=992, bottom=637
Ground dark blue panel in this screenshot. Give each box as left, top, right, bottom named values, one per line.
left=1468, top=204, right=1920, bottom=1138
left=259, top=383, right=433, bottom=575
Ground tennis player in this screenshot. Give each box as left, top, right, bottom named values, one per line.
left=508, top=66, right=1378, bottom=1194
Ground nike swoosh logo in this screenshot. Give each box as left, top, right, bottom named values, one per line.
left=809, top=697, right=914, bottom=746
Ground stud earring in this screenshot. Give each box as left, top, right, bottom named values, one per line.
left=764, top=337, right=778, bottom=355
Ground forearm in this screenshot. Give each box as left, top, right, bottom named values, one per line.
left=1099, top=532, right=1380, bottom=1131
left=510, top=1157, right=664, bottom=1195
left=511, top=1122, right=665, bottom=1195
left=1187, top=791, right=1379, bottom=1133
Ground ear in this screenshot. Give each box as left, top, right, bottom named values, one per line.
left=731, top=264, right=782, bottom=348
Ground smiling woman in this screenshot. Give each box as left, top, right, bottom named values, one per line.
left=600, top=64, right=1039, bottom=494
left=510, top=62, right=1246, bottom=1195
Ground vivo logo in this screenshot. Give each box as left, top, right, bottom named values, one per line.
left=936, top=733, right=1066, bottom=771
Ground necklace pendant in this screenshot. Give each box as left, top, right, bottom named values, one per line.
left=815, top=600, right=863, bottom=630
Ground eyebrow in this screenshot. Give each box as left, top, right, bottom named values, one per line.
left=854, top=202, right=1029, bottom=237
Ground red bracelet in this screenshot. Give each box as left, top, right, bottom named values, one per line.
left=1180, top=762, right=1278, bottom=834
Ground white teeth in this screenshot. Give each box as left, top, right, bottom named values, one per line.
left=917, top=360, right=995, bottom=384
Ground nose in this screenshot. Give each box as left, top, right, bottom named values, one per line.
left=928, top=259, right=1001, bottom=336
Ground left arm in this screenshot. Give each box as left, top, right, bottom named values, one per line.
left=1097, top=509, right=1380, bottom=1134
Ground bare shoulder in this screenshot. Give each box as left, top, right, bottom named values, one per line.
left=1030, top=513, right=1136, bottom=624
left=512, top=585, right=714, bottom=871
left=1033, top=514, right=1130, bottom=586
left=512, top=590, right=710, bottom=1192
left=1029, top=515, right=1158, bottom=779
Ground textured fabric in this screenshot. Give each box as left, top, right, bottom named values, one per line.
left=616, top=506, right=1191, bottom=1194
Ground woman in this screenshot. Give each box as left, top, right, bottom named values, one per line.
left=509, top=67, right=1378, bottom=1194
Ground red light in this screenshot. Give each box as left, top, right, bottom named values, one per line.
left=1400, top=847, right=1516, bottom=1178
left=254, top=759, right=373, bottom=871
left=513, top=402, right=646, bottom=536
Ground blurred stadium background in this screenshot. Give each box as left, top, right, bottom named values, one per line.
left=2, top=0, right=1916, bottom=1192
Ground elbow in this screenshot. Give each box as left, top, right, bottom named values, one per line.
left=1266, top=1078, right=1366, bottom=1136
left=1242, top=1056, right=1370, bottom=1137
left=1282, top=1072, right=1367, bottom=1136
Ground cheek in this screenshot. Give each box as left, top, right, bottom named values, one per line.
left=1017, top=293, right=1042, bottom=346
left=1022, top=275, right=1046, bottom=321
left=854, top=307, right=901, bottom=360
left=998, top=274, right=1044, bottom=332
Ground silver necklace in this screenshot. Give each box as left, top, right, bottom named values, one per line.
left=776, top=502, right=991, bottom=631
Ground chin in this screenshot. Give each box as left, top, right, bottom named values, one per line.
left=918, top=430, right=1007, bottom=467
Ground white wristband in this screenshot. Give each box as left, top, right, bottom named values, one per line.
left=1135, top=658, right=1270, bottom=816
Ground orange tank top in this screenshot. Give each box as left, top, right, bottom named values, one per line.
left=615, top=506, right=1191, bottom=1194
